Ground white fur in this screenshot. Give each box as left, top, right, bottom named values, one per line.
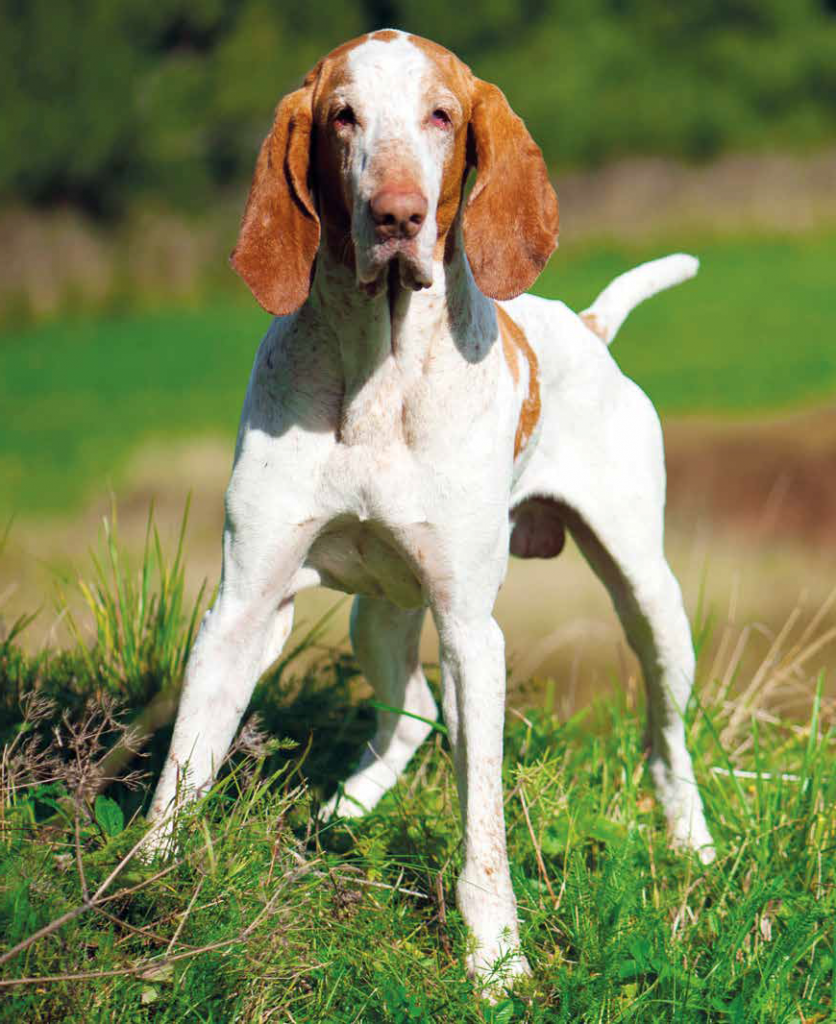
left=148, top=31, right=714, bottom=990
left=343, top=36, right=450, bottom=292
left=580, top=253, right=700, bottom=345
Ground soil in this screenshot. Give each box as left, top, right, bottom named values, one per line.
left=665, top=405, right=836, bottom=548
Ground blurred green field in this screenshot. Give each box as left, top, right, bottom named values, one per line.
left=2, top=230, right=835, bottom=518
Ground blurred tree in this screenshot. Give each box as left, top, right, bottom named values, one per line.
left=0, top=0, right=834, bottom=216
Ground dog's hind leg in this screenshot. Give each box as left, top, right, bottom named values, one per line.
left=561, top=503, right=714, bottom=862
left=256, top=598, right=295, bottom=677
left=321, top=596, right=436, bottom=819
left=525, top=365, right=714, bottom=862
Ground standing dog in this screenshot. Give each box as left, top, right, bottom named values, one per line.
left=148, top=30, right=714, bottom=985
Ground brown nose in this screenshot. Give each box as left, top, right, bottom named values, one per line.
left=370, top=189, right=428, bottom=240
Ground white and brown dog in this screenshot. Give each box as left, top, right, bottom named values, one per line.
left=148, top=29, right=714, bottom=985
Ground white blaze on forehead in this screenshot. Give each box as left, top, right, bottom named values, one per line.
left=342, top=32, right=452, bottom=289
left=344, top=33, right=451, bottom=202
left=347, top=32, right=433, bottom=121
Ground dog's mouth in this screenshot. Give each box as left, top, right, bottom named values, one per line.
left=358, top=243, right=433, bottom=298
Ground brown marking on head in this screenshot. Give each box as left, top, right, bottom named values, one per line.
left=306, top=34, right=369, bottom=85
left=233, top=31, right=558, bottom=312
left=308, top=37, right=377, bottom=270
left=231, top=34, right=379, bottom=312
left=408, top=35, right=474, bottom=261
left=371, top=28, right=400, bottom=43
left=496, top=305, right=541, bottom=458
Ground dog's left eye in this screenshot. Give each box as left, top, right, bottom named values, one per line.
left=333, top=106, right=356, bottom=128
left=431, top=108, right=452, bottom=129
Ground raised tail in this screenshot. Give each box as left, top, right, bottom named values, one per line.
left=579, top=253, right=699, bottom=346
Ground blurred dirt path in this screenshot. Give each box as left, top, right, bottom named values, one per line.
left=3, top=148, right=836, bottom=321
left=558, top=149, right=836, bottom=241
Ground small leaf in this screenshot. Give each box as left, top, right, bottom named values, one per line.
left=94, top=795, right=124, bottom=837
left=139, top=963, right=174, bottom=983
left=490, top=1000, right=515, bottom=1024
left=140, top=985, right=158, bottom=1004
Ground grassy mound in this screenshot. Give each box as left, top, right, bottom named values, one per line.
left=1, top=515, right=833, bottom=1021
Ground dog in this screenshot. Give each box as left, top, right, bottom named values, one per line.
left=148, top=29, right=714, bottom=986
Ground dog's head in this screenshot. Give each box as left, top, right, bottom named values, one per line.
left=231, top=30, right=559, bottom=315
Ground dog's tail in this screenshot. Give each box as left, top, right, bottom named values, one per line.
left=579, top=253, right=699, bottom=346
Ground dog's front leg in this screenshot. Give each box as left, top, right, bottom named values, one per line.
left=436, top=613, right=530, bottom=987
left=147, top=523, right=316, bottom=841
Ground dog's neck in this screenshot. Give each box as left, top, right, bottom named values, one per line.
left=306, top=224, right=494, bottom=445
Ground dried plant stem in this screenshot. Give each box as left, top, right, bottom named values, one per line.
left=95, top=905, right=186, bottom=949
left=0, top=808, right=178, bottom=970
left=519, top=786, right=557, bottom=905
left=0, top=861, right=315, bottom=988
left=165, top=876, right=205, bottom=956
left=287, top=848, right=427, bottom=900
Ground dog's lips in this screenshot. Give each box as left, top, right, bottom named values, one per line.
left=358, top=247, right=432, bottom=295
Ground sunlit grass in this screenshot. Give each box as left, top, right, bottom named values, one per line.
left=1, top=510, right=834, bottom=1020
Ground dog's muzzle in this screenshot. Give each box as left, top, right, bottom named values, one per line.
left=357, top=186, right=434, bottom=296
left=370, top=188, right=428, bottom=241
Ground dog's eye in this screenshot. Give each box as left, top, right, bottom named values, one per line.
left=431, top=108, right=452, bottom=129
left=333, top=106, right=356, bottom=129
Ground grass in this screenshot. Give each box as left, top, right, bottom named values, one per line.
left=1, top=513, right=834, bottom=1021
left=1, top=229, right=835, bottom=519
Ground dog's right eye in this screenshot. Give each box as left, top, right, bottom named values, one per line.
left=333, top=106, right=356, bottom=128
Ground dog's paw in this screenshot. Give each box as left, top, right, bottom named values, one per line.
left=668, top=806, right=715, bottom=865
left=467, top=943, right=531, bottom=1002
left=139, top=816, right=178, bottom=862
left=319, top=787, right=371, bottom=823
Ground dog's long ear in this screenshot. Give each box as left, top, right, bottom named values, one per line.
left=463, top=80, right=558, bottom=300
left=231, top=86, right=320, bottom=316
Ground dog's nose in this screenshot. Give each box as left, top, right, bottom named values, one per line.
left=370, top=189, right=428, bottom=240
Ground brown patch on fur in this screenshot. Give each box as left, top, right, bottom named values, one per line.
left=231, top=32, right=558, bottom=312
left=496, top=305, right=540, bottom=458
left=307, top=35, right=368, bottom=83
left=465, top=80, right=559, bottom=300
left=311, top=117, right=354, bottom=270
left=498, top=311, right=519, bottom=385
left=580, top=310, right=607, bottom=342
left=232, top=36, right=380, bottom=311
left=309, top=42, right=372, bottom=270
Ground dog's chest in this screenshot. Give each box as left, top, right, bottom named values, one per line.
left=304, top=438, right=448, bottom=609
left=335, top=300, right=453, bottom=449
left=339, top=352, right=412, bottom=447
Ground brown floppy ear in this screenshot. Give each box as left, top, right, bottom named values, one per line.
left=463, top=80, right=558, bottom=300
left=230, top=86, right=320, bottom=315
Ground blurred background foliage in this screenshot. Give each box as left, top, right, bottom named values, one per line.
left=2, top=0, right=836, bottom=218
